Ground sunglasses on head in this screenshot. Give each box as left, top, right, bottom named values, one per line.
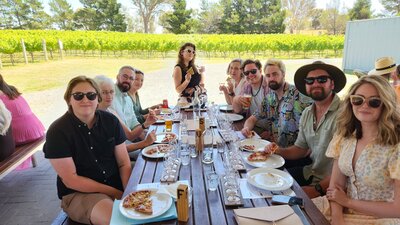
left=185, top=49, right=195, bottom=54
left=243, top=69, right=258, bottom=76
left=350, top=95, right=382, bottom=108
left=304, top=75, right=331, bottom=85
left=71, top=92, right=98, bottom=101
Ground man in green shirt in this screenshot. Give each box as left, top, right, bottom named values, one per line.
left=266, top=61, right=346, bottom=198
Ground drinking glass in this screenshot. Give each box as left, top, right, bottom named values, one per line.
left=180, top=145, right=190, bottom=166
left=207, top=172, right=219, bottom=191
left=164, top=114, right=173, bottom=132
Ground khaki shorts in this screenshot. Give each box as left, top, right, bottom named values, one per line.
left=61, top=192, right=111, bottom=224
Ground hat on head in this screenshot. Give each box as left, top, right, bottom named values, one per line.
left=368, top=56, right=397, bottom=76
left=294, top=61, right=347, bottom=97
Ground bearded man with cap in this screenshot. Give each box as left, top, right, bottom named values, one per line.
left=265, top=61, right=346, bottom=198
left=368, top=56, right=400, bottom=100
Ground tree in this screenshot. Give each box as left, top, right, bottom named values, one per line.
left=349, top=0, right=372, bottom=20
left=320, top=1, right=348, bottom=34
left=219, top=0, right=285, bottom=34
left=49, top=0, right=74, bottom=30
left=195, top=0, right=223, bottom=33
left=74, top=0, right=127, bottom=31
left=164, top=0, right=194, bottom=34
left=1, top=0, right=51, bottom=29
left=282, top=0, right=315, bottom=33
left=310, top=8, right=323, bottom=30
left=380, top=0, right=400, bottom=16
left=131, top=0, right=170, bottom=33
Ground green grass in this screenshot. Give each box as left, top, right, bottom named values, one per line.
left=1, top=57, right=166, bottom=92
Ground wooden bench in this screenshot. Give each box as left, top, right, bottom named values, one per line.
left=0, top=136, right=45, bottom=180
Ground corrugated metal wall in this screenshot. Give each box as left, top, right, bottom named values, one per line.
left=343, top=17, right=400, bottom=74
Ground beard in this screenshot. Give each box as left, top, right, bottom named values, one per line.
left=308, top=87, right=330, bottom=101
left=269, top=81, right=282, bottom=90
left=117, top=82, right=131, bottom=93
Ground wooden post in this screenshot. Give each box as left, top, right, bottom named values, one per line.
left=177, top=184, right=189, bottom=222
left=58, top=39, right=63, bottom=60
left=21, top=39, right=28, bottom=64
left=42, top=39, right=48, bottom=61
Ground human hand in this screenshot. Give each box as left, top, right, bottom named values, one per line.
left=185, top=73, right=192, bottom=82
left=240, top=96, right=251, bottom=108
left=198, top=66, right=205, bottom=73
left=327, top=187, right=348, bottom=206
left=144, top=110, right=157, bottom=127
left=153, top=108, right=161, bottom=115
left=302, top=186, right=320, bottom=199
left=186, top=87, right=195, bottom=95
left=241, top=127, right=253, bottom=138
left=144, top=130, right=156, bottom=145
left=264, top=142, right=279, bottom=155
left=219, top=84, right=228, bottom=93
left=109, top=188, right=123, bottom=200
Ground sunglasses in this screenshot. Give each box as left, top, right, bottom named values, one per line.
left=185, top=49, right=195, bottom=54
left=350, top=95, right=382, bottom=108
left=71, top=92, right=98, bottom=101
left=122, top=74, right=134, bottom=81
left=243, top=69, right=258, bottom=76
left=304, top=75, right=331, bottom=85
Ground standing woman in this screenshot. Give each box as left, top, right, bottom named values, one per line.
left=219, top=58, right=246, bottom=105
left=173, top=42, right=205, bottom=98
left=315, top=75, right=400, bottom=224
left=44, top=76, right=131, bottom=225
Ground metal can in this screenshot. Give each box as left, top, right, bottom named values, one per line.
left=163, top=99, right=168, bottom=108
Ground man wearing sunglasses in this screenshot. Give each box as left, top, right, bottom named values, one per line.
left=242, top=59, right=312, bottom=159
left=232, top=59, right=269, bottom=117
left=111, top=66, right=157, bottom=143
left=265, top=61, right=346, bottom=198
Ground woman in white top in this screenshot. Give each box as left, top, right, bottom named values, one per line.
left=219, top=59, right=246, bottom=105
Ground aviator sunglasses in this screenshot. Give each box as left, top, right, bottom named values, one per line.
left=350, top=95, right=382, bottom=108
left=243, top=69, right=258, bottom=76
left=71, top=92, right=98, bottom=101
left=304, top=75, right=331, bottom=85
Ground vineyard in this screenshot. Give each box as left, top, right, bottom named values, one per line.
left=0, top=30, right=344, bottom=66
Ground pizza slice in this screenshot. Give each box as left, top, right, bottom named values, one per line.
left=122, top=190, right=152, bottom=211
left=247, top=151, right=269, bottom=162
left=187, top=67, right=194, bottom=75
left=134, top=198, right=153, bottom=214
left=145, top=147, right=158, bottom=155
left=241, top=144, right=255, bottom=151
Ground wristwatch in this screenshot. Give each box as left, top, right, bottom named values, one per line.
left=314, top=182, right=326, bottom=196
left=141, top=123, right=147, bottom=129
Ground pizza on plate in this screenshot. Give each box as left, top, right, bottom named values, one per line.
left=247, top=151, right=270, bottom=162
left=145, top=147, right=158, bottom=155
left=161, top=133, right=176, bottom=143
left=122, top=190, right=153, bottom=214
left=241, top=144, right=255, bottom=151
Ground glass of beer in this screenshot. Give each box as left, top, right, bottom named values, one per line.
left=242, top=94, right=252, bottom=110
left=165, top=114, right=173, bottom=132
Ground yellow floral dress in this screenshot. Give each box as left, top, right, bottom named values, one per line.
left=312, top=134, right=400, bottom=224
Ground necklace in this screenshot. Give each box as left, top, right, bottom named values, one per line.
left=251, top=76, right=263, bottom=97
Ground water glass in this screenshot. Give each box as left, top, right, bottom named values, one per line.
left=202, top=148, right=214, bottom=164
left=207, top=172, right=219, bottom=191
left=180, top=147, right=190, bottom=166
left=217, top=141, right=225, bottom=154
left=189, top=144, right=197, bottom=158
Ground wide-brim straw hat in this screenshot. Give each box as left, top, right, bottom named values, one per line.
left=368, top=56, right=397, bottom=76
left=294, top=61, right=347, bottom=97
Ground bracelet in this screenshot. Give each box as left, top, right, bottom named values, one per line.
left=141, top=123, right=147, bottom=129
left=314, top=183, right=326, bottom=196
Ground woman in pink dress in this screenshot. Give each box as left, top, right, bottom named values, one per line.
left=0, top=74, right=45, bottom=168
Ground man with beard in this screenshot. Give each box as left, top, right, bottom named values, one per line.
left=264, top=61, right=346, bottom=198
left=242, top=59, right=312, bottom=153
left=111, top=66, right=156, bottom=141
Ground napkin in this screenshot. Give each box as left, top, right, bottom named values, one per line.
left=234, top=205, right=303, bottom=225
left=110, top=200, right=177, bottom=225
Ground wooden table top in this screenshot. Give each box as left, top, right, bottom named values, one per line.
left=123, top=111, right=330, bottom=225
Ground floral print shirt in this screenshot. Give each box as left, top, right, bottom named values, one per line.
left=256, top=83, right=312, bottom=147
left=326, top=135, right=400, bottom=202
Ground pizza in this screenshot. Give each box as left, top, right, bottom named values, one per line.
left=161, top=133, right=176, bottom=143
left=187, top=67, right=194, bottom=75
left=145, top=147, right=158, bottom=155
left=247, top=151, right=270, bottom=162
left=241, top=144, right=255, bottom=151
left=122, top=190, right=153, bottom=214
left=269, top=143, right=279, bottom=154
left=145, top=144, right=172, bottom=155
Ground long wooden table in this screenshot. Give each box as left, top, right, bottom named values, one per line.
left=123, top=111, right=330, bottom=225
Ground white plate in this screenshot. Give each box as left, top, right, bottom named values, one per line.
left=155, top=132, right=177, bottom=143
left=142, top=144, right=172, bottom=159
left=119, top=190, right=172, bottom=220
left=247, top=168, right=293, bottom=191
left=221, top=113, right=244, bottom=122
left=242, top=153, right=285, bottom=169
left=220, top=104, right=233, bottom=111
left=239, top=139, right=271, bottom=151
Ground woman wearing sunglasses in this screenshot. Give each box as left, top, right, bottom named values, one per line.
left=94, top=75, right=156, bottom=153
left=44, top=76, right=131, bottom=225
left=315, top=75, right=400, bottom=224
left=173, top=42, right=205, bottom=98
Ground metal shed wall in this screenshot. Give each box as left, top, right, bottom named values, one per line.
left=343, top=17, right=400, bottom=74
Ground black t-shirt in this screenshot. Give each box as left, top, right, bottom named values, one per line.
left=176, top=64, right=201, bottom=97
left=43, top=110, right=127, bottom=199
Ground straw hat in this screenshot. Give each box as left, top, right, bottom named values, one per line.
left=294, top=61, right=347, bottom=96
left=368, top=57, right=397, bottom=76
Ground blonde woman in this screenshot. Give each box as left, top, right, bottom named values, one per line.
left=315, top=75, right=400, bottom=224
left=219, top=58, right=246, bottom=105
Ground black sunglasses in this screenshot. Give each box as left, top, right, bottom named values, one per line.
left=350, top=95, right=382, bottom=108
left=243, top=69, right=258, bottom=76
left=185, top=49, right=195, bottom=54
left=71, top=92, right=98, bottom=101
left=304, top=75, right=331, bottom=85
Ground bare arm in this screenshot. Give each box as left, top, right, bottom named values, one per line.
left=173, top=66, right=190, bottom=94
left=327, top=159, right=346, bottom=224
left=241, top=115, right=257, bottom=137
left=114, top=143, right=131, bottom=189
left=49, top=158, right=123, bottom=199
left=126, top=130, right=156, bottom=151
left=232, top=96, right=244, bottom=113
